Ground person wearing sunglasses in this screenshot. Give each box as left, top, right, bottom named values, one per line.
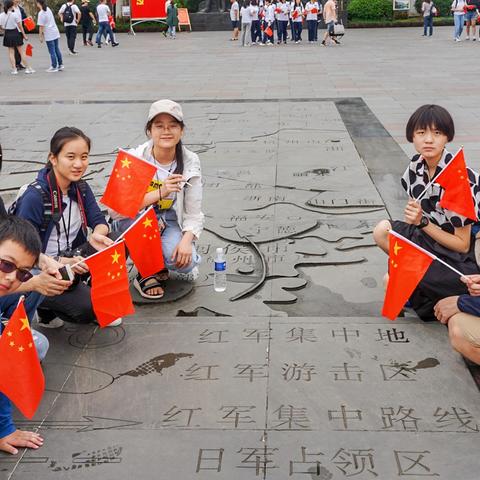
left=0, top=215, right=47, bottom=454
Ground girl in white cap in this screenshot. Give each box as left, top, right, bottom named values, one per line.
left=112, top=99, right=204, bottom=299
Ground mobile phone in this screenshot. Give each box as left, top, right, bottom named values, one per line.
left=58, top=264, right=74, bottom=282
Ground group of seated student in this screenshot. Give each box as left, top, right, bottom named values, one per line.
left=0, top=99, right=204, bottom=454
left=374, top=104, right=480, bottom=365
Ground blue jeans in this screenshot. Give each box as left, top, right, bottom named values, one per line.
left=278, top=20, right=288, bottom=42
left=0, top=291, right=49, bottom=361
left=423, top=15, right=433, bottom=36
left=293, top=22, right=302, bottom=41
left=454, top=14, right=464, bottom=38
left=46, top=38, right=63, bottom=68
left=96, top=21, right=114, bottom=45
left=113, top=210, right=201, bottom=275
left=307, top=19, right=317, bottom=41
left=251, top=20, right=261, bottom=43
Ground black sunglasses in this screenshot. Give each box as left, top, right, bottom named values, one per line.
left=0, top=258, right=33, bottom=283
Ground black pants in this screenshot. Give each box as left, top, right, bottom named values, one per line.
left=14, top=47, right=22, bottom=68
left=65, top=25, right=77, bottom=52
left=82, top=22, right=94, bottom=43
left=392, top=221, right=479, bottom=322
left=39, top=232, right=123, bottom=324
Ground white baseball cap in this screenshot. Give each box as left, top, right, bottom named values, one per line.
left=147, top=99, right=183, bottom=123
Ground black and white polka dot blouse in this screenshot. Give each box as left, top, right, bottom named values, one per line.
left=401, top=150, right=480, bottom=234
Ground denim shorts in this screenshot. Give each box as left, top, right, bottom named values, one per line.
left=231, top=20, right=239, bottom=28
left=465, top=10, right=478, bottom=21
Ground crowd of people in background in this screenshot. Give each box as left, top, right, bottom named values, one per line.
left=421, top=0, right=480, bottom=40
left=0, top=0, right=118, bottom=75
left=230, top=0, right=339, bottom=46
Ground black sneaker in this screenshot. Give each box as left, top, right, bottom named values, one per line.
left=16, top=64, right=26, bottom=70
left=112, top=42, right=119, bottom=47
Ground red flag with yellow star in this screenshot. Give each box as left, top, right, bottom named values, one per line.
left=85, top=242, right=135, bottom=327
left=123, top=207, right=165, bottom=277
left=0, top=300, right=44, bottom=418
left=435, top=148, right=478, bottom=221
left=382, top=231, right=435, bottom=321
left=100, top=150, right=157, bottom=219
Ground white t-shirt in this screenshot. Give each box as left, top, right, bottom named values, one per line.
left=265, top=4, right=275, bottom=22
left=0, top=9, right=21, bottom=30
left=230, top=1, right=239, bottom=20
left=37, top=7, right=60, bottom=41
left=451, top=0, right=466, bottom=14
left=276, top=2, right=289, bottom=21
left=249, top=5, right=259, bottom=20
left=58, top=2, right=81, bottom=26
left=305, top=1, right=319, bottom=20
left=96, top=3, right=110, bottom=23
left=240, top=6, right=252, bottom=23
left=292, top=4, right=303, bottom=21
left=45, top=196, right=83, bottom=257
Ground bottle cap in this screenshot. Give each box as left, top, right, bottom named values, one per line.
left=216, top=247, right=223, bottom=254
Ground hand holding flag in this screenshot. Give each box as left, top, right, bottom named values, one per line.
left=0, top=299, right=44, bottom=419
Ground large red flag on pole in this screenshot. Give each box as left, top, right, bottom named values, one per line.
left=382, top=231, right=435, bottom=321
left=85, top=242, right=135, bottom=327
left=100, top=150, right=157, bottom=219
left=0, top=299, right=44, bottom=418
left=122, top=207, right=165, bottom=278
left=435, top=148, right=478, bottom=221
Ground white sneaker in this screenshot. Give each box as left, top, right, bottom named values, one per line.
left=11, top=69, right=18, bottom=75
left=170, top=266, right=199, bottom=282
left=473, top=37, right=477, bottom=41
left=455, top=37, right=461, bottom=42
left=107, top=318, right=123, bottom=327
left=466, top=35, right=470, bottom=40
left=25, top=67, right=35, bottom=74
left=58, top=64, right=65, bottom=71
left=46, top=67, right=58, bottom=73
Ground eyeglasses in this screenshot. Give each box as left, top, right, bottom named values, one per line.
left=0, top=258, right=33, bottom=283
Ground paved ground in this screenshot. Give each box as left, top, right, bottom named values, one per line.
left=1, top=26, right=480, bottom=479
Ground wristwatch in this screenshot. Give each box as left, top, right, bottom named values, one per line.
left=418, top=216, right=429, bottom=229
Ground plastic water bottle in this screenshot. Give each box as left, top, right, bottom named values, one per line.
left=214, top=247, right=227, bottom=292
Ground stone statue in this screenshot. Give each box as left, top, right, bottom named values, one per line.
left=199, top=0, right=228, bottom=13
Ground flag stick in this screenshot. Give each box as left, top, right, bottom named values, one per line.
left=414, top=147, right=463, bottom=203
left=113, top=206, right=154, bottom=244
left=118, top=148, right=192, bottom=187
left=389, top=229, right=465, bottom=278
left=70, top=239, right=126, bottom=269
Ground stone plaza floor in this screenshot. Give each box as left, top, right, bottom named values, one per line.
left=1, top=26, right=480, bottom=478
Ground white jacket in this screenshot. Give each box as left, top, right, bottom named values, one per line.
left=129, top=140, right=205, bottom=239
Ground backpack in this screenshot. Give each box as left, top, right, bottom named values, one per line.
left=63, top=3, right=75, bottom=23
left=8, top=180, right=88, bottom=234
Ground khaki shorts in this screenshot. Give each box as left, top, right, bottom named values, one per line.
left=451, top=313, right=480, bottom=348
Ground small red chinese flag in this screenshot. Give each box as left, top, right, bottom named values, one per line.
left=382, top=232, right=434, bottom=321
left=123, top=208, right=164, bottom=277
left=101, top=150, right=157, bottom=219
left=292, top=10, right=299, bottom=18
left=265, top=26, right=273, bottom=36
left=25, top=43, right=33, bottom=57
left=311, top=7, right=318, bottom=13
left=435, top=149, right=478, bottom=221
left=85, top=242, right=135, bottom=327
left=23, top=16, right=36, bottom=31
left=0, top=300, right=44, bottom=418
